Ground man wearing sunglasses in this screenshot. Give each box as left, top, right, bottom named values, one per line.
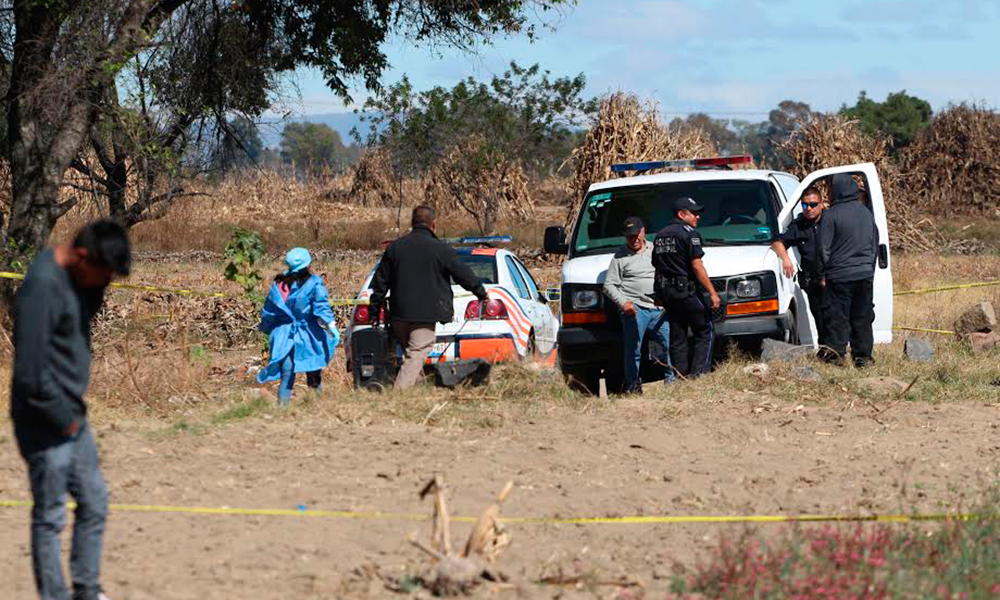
left=771, top=186, right=827, bottom=344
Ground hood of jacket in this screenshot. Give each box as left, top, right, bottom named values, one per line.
left=831, top=173, right=860, bottom=205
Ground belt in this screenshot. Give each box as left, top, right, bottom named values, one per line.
left=661, top=275, right=690, bottom=285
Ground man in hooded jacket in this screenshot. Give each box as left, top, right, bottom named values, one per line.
left=818, top=173, right=879, bottom=367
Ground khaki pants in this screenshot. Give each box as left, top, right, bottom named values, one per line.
left=392, top=320, right=436, bottom=389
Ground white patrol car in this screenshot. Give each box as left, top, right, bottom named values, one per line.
left=344, top=239, right=559, bottom=371
left=543, top=156, right=893, bottom=391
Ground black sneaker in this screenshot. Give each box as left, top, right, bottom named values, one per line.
left=853, top=357, right=875, bottom=369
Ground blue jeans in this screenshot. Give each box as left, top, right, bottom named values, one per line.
left=621, top=306, right=673, bottom=390
left=20, top=424, right=108, bottom=600
left=278, top=350, right=322, bottom=405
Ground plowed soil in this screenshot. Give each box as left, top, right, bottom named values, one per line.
left=3, top=396, right=999, bottom=599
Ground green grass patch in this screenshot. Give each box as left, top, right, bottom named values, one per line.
left=212, top=396, right=270, bottom=424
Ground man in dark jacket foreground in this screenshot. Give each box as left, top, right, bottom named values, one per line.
left=370, top=205, right=488, bottom=388
left=819, top=173, right=879, bottom=367
left=11, top=220, right=131, bottom=600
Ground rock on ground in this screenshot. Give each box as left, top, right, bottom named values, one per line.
left=969, top=331, right=999, bottom=355
left=953, top=302, right=997, bottom=335
left=904, top=337, right=935, bottom=362
left=791, top=365, right=823, bottom=382
left=761, top=339, right=816, bottom=363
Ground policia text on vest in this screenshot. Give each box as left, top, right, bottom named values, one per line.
left=652, top=197, right=721, bottom=378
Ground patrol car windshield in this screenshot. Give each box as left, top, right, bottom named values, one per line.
left=451, top=254, right=498, bottom=285
left=572, top=180, right=779, bottom=257
left=367, top=254, right=498, bottom=289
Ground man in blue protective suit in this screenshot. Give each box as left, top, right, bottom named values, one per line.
left=257, top=248, right=340, bottom=404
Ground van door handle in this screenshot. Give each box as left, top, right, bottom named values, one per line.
left=878, top=244, right=888, bottom=269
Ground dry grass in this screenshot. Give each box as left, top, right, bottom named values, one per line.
left=781, top=114, right=945, bottom=252
left=2, top=249, right=998, bottom=436
left=905, top=103, right=1000, bottom=217
left=566, top=92, right=717, bottom=230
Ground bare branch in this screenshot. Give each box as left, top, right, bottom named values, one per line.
left=68, top=159, right=112, bottom=189
left=61, top=181, right=108, bottom=197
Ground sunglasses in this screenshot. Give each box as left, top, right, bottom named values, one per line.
left=801, top=201, right=821, bottom=208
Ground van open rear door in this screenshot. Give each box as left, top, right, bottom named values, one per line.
left=777, top=163, right=893, bottom=344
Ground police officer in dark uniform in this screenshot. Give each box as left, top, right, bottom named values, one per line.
left=652, top=197, right=722, bottom=378
left=770, top=186, right=826, bottom=343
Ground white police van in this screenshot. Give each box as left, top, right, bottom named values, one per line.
left=543, top=156, right=893, bottom=391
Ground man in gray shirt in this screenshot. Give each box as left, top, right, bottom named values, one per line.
left=603, top=217, right=673, bottom=393
left=11, top=220, right=131, bottom=600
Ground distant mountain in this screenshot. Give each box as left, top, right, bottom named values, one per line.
left=259, top=112, right=367, bottom=149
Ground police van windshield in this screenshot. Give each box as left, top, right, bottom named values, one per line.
left=572, top=180, right=779, bottom=257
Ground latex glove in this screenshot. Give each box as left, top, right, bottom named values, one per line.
left=321, top=320, right=341, bottom=346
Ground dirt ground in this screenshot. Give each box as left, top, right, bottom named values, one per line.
left=3, top=392, right=999, bottom=600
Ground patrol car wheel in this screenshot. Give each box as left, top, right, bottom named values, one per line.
left=524, top=332, right=537, bottom=359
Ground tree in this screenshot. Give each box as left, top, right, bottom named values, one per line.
left=354, top=62, right=594, bottom=232
left=280, top=122, right=355, bottom=177
left=0, top=0, right=571, bottom=267
left=357, top=63, right=595, bottom=176
left=216, top=116, right=264, bottom=174
left=669, top=113, right=739, bottom=155
left=841, top=90, right=932, bottom=150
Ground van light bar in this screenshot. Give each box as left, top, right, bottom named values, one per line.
left=610, top=155, right=753, bottom=173
left=443, top=235, right=513, bottom=245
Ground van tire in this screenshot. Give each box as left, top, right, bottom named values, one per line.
left=786, top=304, right=801, bottom=345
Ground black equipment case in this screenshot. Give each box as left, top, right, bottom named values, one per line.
left=350, top=325, right=398, bottom=390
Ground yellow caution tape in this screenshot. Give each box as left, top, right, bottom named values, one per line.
left=0, top=271, right=363, bottom=306
left=894, top=280, right=1000, bottom=296
left=0, top=499, right=989, bottom=525
left=893, top=326, right=955, bottom=335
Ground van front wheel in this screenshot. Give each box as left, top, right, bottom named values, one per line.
left=785, top=305, right=801, bottom=345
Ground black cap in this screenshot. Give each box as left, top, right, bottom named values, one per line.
left=623, top=216, right=645, bottom=236
left=673, top=196, right=704, bottom=214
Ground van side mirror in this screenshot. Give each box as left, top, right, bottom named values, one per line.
left=878, top=244, right=888, bottom=269
left=543, top=226, right=569, bottom=255
left=543, top=288, right=561, bottom=303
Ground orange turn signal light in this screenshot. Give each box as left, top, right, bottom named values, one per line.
left=562, top=311, right=608, bottom=325
left=726, top=299, right=779, bottom=316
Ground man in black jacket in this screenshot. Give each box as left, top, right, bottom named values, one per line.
left=370, top=206, right=489, bottom=388
left=819, top=173, right=879, bottom=367
left=11, top=220, right=131, bottom=600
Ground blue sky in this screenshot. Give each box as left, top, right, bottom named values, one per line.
left=280, top=0, right=1000, bottom=122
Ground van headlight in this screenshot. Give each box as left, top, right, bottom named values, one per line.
left=571, top=289, right=601, bottom=310
left=735, top=279, right=762, bottom=299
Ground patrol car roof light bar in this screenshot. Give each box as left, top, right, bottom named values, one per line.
left=443, top=235, right=514, bottom=246
left=610, top=155, right=753, bottom=174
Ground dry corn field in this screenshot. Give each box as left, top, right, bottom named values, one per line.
left=2, top=176, right=1000, bottom=599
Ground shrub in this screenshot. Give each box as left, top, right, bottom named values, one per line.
left=672, top=491, right=1000, bottom=599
